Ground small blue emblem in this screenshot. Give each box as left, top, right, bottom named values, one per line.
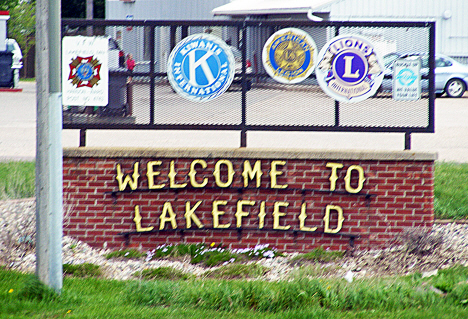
left=167, top=33, right=235, bottom=102
left=396, top=69, right=417, bottom=86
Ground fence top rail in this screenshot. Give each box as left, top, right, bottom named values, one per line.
left=62, top=18, right=435, bottom=29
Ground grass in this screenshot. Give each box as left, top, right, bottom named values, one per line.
left=1, top=266, right=468, bottom=318
left=0, top=161, right=35, bottom=200
left=105, top=249, right=146, bottom=260
left=134, top=266, right=192, bottom=281
left=434, top=162, right=468, bottom=219
left=204, top=263, right=270, bottom=279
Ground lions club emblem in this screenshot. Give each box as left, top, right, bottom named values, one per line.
left=316, top=35, right=384, bottom=103
left=167, top=33, right=235, bottom=102
left=262, top=28, right=317, bottom=84
left=67, top=56, right=102, bottom=88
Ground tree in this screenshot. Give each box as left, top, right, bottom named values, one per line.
left=0, top=0, right=19, bottom=11
left=8, top=0, right=35, bottom=58
left=61, top=0, right=105, bottom=19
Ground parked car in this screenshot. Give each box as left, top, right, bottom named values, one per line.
left=381, top=52, right=468, bottom=98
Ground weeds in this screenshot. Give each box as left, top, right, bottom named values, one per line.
left=398, top=228, right=443, bottom=255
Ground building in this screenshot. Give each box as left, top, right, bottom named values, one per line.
left=212, top=0, right=468, bottom=62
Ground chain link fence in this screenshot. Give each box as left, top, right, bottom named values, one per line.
left=62, top=19, right=435, bottom=149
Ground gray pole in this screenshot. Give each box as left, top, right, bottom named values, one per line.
left=35, top=0, right=63, bottom=293
left=86, top=0, right=93, bottom=36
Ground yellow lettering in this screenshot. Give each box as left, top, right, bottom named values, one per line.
left=344, top=165, right=366, bottom=193
left=147, top=161, right=165, bottom=189
left=116, top=162, right=140, bottom=191
left=159, top=202, right=178, bottom=230
left=213, top=160, right=235, bottom=188
left=323, top=205, right=345, bottom=233
left=242, top=160, right=263, bottom=187
left=168, top=160, right=187, bottom=189
left=258, top=201, right=266, bottom=229
left=235, top=200, right=254, bottom=227
left=326, top=162, right=343, bottom=191
left=212, top=200, right=230, bottom=228
left=188, top=159, right=208, bottom=188
left=133, top=205, right=154, bottom=232
left=273, top=201, right=290, bottom=230
left=185, top=201, right=204, bottom=228
left=270, top=160, right=288, bottom=189
left=298, top=203, right=317, bottom=232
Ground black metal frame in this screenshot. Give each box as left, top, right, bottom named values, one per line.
left=62, top=19, right=436, bottom=150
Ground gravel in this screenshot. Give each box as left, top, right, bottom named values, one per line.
left=1, top=198, right=468, bottom=281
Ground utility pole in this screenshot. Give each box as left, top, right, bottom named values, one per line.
left=35, top=0, right=63, bottom=292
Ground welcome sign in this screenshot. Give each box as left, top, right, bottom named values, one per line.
left=62, top=148, right=435, bottom=252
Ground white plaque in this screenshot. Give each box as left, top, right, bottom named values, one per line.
left=393, top=58, right=421, bottom=101
left=62, top=36, right=108, bottom=106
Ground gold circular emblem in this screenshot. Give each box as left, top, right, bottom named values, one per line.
left=274, top=39, right=306, bottom=71
left=262, top=28, right=318, bottom=84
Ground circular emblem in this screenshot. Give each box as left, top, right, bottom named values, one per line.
left=262, top=28, right=317, bottom=84
left=77, top=63, right=94, bottom=81
left=396, top=69, right=417, bottom=86
left=167, top=33, right=235, bottom=102
left=316, top=35, right=384, bottom=103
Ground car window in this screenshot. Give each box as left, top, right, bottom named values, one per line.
left=383, top=53, right=400, bottom=68
left=436, top=57, right=452, bottom=67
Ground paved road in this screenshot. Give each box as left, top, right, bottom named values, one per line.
left=1, top=81, right=468, bottom=162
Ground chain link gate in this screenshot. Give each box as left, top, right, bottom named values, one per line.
left=62, top=19, right=435, bottom=150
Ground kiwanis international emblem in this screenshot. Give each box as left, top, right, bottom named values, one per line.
left=67, top=56, right=102, bottom=88
left=167, top=33, right=235, bottom=102
left=262, top=28, right=317, bottom=84
left=316, top=35, right=384, bottom=103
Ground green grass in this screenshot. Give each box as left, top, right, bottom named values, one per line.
left=434, top=162, right=468, bottom=219
left=134, top=266, right=192, bottom=281
left=204, top=263, right=269, bottom=279
left=62, top=263, right=101, bottom=278
left=105, top=249, right=146, bottom=260
left=1, top=161, right=468, bottom=219
left=0, top=161, right=35, bottom=200
left=1, top=266, right=468, bottom=318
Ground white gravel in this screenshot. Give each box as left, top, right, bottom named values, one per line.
left=1, top=198, right=468, bottom=281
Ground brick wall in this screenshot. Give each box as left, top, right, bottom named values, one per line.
left=63, top=148, right=436, bottom=253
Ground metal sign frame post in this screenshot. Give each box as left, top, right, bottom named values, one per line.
left=35, top=0, right=63, bottom=292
